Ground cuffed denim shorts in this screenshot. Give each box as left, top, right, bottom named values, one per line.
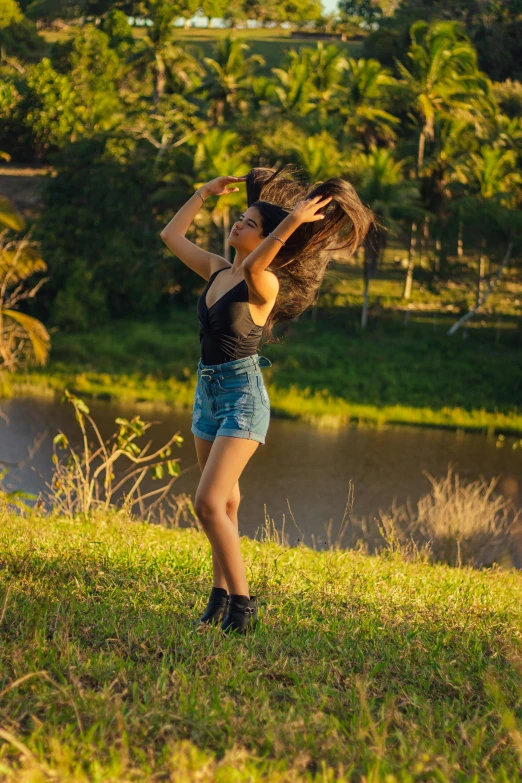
left=191, top=353, right=272, bottom=445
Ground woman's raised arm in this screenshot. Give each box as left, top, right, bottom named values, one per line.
left=159, top=176, right=246, bottom=281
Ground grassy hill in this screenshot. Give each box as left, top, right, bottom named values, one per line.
left=0, top=507, right=521, bottom=781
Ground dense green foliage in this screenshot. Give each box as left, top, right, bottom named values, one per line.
left=35, top=141, right=167, bottom=328
left=0, top=1, right=520, bottom=333
left=361, top=0, right=522, bottom=82
left=0, top=0, right=520, bottom=433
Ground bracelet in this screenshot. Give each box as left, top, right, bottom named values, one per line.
left=269, top=231, right=285, bottom=245
left=195, top=190, right=207, bottom=203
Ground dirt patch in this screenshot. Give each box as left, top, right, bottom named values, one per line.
left=0, top=165, right=53, bottom=217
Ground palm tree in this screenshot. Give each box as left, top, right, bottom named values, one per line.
left=248, top=75, right=278, bottom=114
left=0, top=203, right=50, bottom=370
left=306, top=42, right=348, bottom=126
left=492, top=114, right=522, bottom=153
left=397, top=20, right=491, bottom=175
left=289, top=130, right=349, bottom=182
left=450, top=146, right=522, bottom=309
left=193, top=129, right=256, bottom=261
left=270, top=48, right=317, bottom=116
left=192, top=35, right=265, bottom=125
left=340, top=58, right=399, bottom=148
left=464, top=147, right=522, bottom=202
left=352, top=148, right=424, bottom=329
left=415, top=113, right=479, bottom=277
left=125, top=0, right=202, bottom=104
left=397, top=19, right=492, bottom=298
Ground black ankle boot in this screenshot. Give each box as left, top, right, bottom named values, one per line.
left=195, top=587, right=229, bottom=626
left=221, top=594, right=258, bottom=634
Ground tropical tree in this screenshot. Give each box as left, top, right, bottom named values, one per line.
left=306, top=42, right=349, bottom=126
left=22, top=58, right=77, bottom=152
left=414, top=113, right=482, bottom=278
left=351, top=147, right=423, bottom=328
left=397, top=19, right=491, bottom=297
left=289, top=130, right=349, bottom=182
left=248, top=74, right=278, bottom=114
left=192, top=129, right=255, bottom=261
left=191, top=35, right=265, bottom=126
left=125, top=0, right=201, bottom=104
left=459, top=147, right=521, bottom=204
left=0, top=208, right=50, bottom=370
left=220, top=0, right=249, bottom=27
left=35, top=138, right=166, bottom=330
left=200, top=0, right=236, bottom=25
left=126, top=94, right=206, bottom=168
left=397, top=20, right=491, bottom=174
left=270, top=48, right=318, bottom=116
left=448, top=146, right=522, bottom=326
left=64, top=25, right=124, bottom=137
left=0, top=0, right=23, bottom=28
left=272, top=0, right=323, bottom=24
left=339, top=57, right=399, bottom=148
left=338, top=0, right=398, bottom=24
left=492, top=114, right=522, bottom=153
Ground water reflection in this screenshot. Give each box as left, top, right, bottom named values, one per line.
left=1, top=396, right=521, bottom=549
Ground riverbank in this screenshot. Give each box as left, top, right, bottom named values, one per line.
left=2, top=308, right=521, bottom=435
left=0, top=508, right=521, bottom=781
left=3, top=365, right=522, bottom=435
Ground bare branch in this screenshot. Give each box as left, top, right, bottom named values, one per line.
left=447, top=241, right=514, bottom=336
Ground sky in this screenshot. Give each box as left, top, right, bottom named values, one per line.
left=321, top=0, right=340, bottom=14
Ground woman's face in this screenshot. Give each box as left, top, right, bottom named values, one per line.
left=228, top=207, right=264, bottom=254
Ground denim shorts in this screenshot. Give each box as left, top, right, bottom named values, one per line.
left=191, top=353, right=272, bottom=445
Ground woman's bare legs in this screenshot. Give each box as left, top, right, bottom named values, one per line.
left=193, top=434, right=260, bottom=596
left=194, top=435, right=241, bottom=591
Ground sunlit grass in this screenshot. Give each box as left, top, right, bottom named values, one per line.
left=324, top=257, right=522, bottom=316
left=3, top=295, right=521, bottom=434
left=0, top=508, right=521, bottom=781
left=1, top=240, right=521, bottom=432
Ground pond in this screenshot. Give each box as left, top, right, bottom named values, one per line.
left=2, top=396, right=521, bottom=553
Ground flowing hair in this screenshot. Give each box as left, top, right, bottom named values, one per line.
left=243, top=163, right=374, bottom=344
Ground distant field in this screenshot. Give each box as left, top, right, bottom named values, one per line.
left=180, top=36, right=362, bottom=74
left=38, top=27, right=364, bottom=73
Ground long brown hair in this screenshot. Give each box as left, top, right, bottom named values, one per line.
left=243, top=164, right=374, bottom=344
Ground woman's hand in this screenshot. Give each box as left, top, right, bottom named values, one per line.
left=291, top=195, right=333, bottom=224
left=200, top=175, right=247, bottom=198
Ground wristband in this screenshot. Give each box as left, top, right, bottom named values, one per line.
left=195, top=190, right=207, bottom=203
left=269, top=232, right=285, bottom=245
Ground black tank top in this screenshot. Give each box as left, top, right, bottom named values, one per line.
left=197, top=266, right=264, bottom=365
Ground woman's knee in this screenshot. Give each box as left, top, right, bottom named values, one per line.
left=194, top=485, right=240, bottom=521
left=194, top=492, right=216, bottom=521
left=226, top=484, right=241, bottom=516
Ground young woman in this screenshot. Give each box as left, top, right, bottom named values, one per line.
left=160, top=165, right=373, bottom=635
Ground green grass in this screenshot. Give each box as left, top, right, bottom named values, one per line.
left=325, top=256, right=522, bottom=317
left=3, top=298, right=522, bottom=435
left=37, top=28, right=363, bottom=76
left=178, top=35, right=363, bottom=75
left=0, top=508, right=521, bottom=781
left=1, top=248, right=521, bottom=434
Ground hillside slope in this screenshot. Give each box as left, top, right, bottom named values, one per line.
left=0, top=509, right=521, bottom=782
